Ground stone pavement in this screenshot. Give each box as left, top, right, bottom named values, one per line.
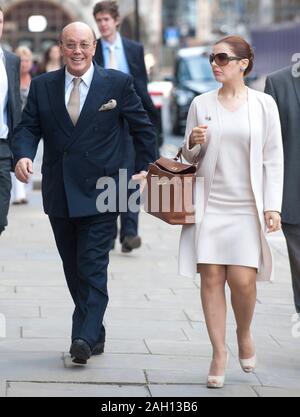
left=0, top=187, right=300, bottom=397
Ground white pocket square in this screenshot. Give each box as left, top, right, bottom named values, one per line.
left=99, top=99, right=117, bottom=111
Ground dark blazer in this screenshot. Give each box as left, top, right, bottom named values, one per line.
left=12, top=65, right=157, bottom=218
left=94, top=37, right=159, bottom=129
left=3, top=50, right=21, bottom=144
left=265, top=66, right=300, bottom=224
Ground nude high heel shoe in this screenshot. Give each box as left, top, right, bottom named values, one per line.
left=239, top=354, right=256, bottom=373
left=207, top=352, right=229, bottom=389
left=239, top=334, right=256, bottom=373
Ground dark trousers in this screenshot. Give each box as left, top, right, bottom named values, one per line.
left=282, top=223, right=300, bottom=313
left=0, top=141, right=12, bottom=235
left=49, top=214, right=117, bottom=348
left=113, top=191, right=139, bottom=242
left=112, top=165, right=139, bottom=243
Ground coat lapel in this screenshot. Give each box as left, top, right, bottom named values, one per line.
left=247, top=88, right=265, bottom=221
left=64, top=65, right=111, bottom=149
left=3, top=51, right=13, bottom=92
left=46, top=68, right=75, bottom=136
left=122, top=38, right=138, bottom=76
left=3, top=51, right=15, bottom=116
left=95, top=39, right=105, bottom=67
left=291, top=70, right=300, bottom=107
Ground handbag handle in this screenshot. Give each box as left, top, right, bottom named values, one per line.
left=174, top=148, right=183, bottom=163
left=174, top=147, right=198, bottom=167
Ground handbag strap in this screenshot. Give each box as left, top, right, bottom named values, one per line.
left=174, top=147, right=197, bottom=167
left=174, top=148, right=183, bottom=163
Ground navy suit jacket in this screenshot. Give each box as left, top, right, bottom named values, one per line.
left=94, top=37, right=159, bottom=130
left=12, top=65, right=157, bottom=218
left=265, top=66, right=300, bottom=224
left=3, top=50, right=21, bottom=144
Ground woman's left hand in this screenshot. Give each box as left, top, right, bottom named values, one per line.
left=264, top=211, right=282, bottom=233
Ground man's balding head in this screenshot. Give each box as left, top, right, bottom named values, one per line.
left=60, top=22, right=96, bottom=44
left=59, top=22, right=96, bottom=77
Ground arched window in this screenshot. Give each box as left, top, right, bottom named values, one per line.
left=2, top=0, right=74, bottom=56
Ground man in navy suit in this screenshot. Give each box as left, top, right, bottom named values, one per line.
left=93, top=1, right=159, bottom=253
left=0, top=6, right=21, bottom=235
left=12, top=21, right=157, bottom=365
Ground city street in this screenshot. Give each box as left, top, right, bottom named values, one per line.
left=0, top=136, right=299, bottom=397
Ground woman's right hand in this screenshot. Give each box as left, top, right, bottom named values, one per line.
left=189, top=125, right=208, bottom=148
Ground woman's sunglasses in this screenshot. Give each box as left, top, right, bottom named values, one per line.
left=209, top=53, right=246, bottom=67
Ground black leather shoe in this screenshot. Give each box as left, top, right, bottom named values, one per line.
left=70, top=339, right=92, bottom=364
left=92, top=342, right=105, bottom=355
left=121, top=235, right=141, bottom=253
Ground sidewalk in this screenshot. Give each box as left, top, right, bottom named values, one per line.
left=0, top=184, right=299, bottom=397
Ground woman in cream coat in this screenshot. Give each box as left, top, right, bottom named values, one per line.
left=179, top=36, right=284, bottom=389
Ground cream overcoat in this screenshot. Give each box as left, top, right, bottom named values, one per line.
left=179, top=88, right=284, bottom=281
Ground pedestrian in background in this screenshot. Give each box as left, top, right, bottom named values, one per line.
left=11, top=46, right=33, bottom=205
left=179, top=36, right=284, bottom=388
left=12, top=22, right=157, bottom=366
left=265, top=66, right=300, bottom=315
left=0, top=6, right=21, bottom=235
left=38, top=44, right=63, bottom=74
left=93, top=0, right=159, bottom=253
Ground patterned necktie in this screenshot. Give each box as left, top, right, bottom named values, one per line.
left=67, top=77, right=82, bottom=125
left=108, top=46, right=118, bottom=69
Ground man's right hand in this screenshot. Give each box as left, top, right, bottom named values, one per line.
left=15, top=158, right=33, bottom=183
left=189, top=125, right=208, bottom=148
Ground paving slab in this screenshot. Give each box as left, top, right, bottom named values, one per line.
left=253, top=386, right=300, bottom=397
left=6, top=382, right=150, bottom=397
left=148, top=384, right=258, bottom=397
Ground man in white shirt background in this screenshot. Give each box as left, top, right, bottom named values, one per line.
left=0, top=5, right=21, bottom=235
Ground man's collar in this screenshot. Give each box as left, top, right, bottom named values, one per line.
left=65, top=63, right=95, bottom=88
left=102, top=32, right=122, bottom=49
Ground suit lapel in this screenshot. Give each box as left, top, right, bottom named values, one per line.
left=64, top=65, right=111, bottom=149
left=291, top=69, right=300, bottom=107
left=122, top=38, right=138, bottom=76
left=96, top=40, right=105, bottom=67
left=46, top=67, right=74, bottom=136
left=3, top=51, right=13, bottom=92
left=3, top=51, right=15, bottom=115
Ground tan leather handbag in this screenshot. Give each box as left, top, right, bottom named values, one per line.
left=144, top=149, right=197, bottom=225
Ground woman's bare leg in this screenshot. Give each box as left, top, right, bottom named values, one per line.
left=199, top=264, right=227, bottom=375
left=226, top=265, right=257, bottom=359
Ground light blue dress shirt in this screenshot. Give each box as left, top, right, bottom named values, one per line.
left=101, top=32, right=130, bottom=75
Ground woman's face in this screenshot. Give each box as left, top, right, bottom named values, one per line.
left=211, top=42, right=248, bottom=84
left=49, top=45, right=61, bottom=61
left=20, top=54, right=33, bottom=75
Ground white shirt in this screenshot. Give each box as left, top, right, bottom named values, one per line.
left=0, top=47, right=9, bottom=139
left=64, top=63, right=95, bottom=113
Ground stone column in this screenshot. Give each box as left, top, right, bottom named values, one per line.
left=196, top=0, right=213, bottom=43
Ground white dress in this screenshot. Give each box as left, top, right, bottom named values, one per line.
left=196, top=100, right=262, bottom=269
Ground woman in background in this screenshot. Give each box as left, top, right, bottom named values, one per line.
left=39, top=44, right=63, bottom=73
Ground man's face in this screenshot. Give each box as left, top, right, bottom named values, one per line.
left=0, top=11, right=4, bottom=39
left=94, top=12, right=119, bottom=40
left=60, top=24, right=96, bottom=77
